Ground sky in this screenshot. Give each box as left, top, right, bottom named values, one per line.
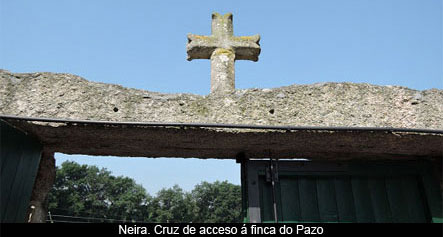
left=1, top=0, right=442, bottom=194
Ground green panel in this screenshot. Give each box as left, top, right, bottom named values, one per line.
left=249, top=161, right=442, bottom=223
left=258, top=176, right=274, bottom=222
left=298, top=177, right=320, bottom=222
left=367, top=177, right=392, bottom=222
left=401, top=176, right=427, bottom=222
left=334, top=177, right=357, bottom=222
left=3, top=143, right=29, bottom=221
left=351, top=177, right=375, bottom=222
left=385, top=176, right=410, bottom=223
left=0, top=121, right=42, bottom=223
left=421, top=173, right=443, bottom=223
left=279, top=176, right=301, bottom=222
left=15, top=143, right=41, bottom=221
left=316, top=177, right=338, bottom=222
left=0, top=124, right=25, bottom=217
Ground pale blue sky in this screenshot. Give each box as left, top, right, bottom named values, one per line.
left=1, top=0, right=442, bottom=194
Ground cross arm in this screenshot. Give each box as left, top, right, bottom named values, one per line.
left=187, top=33, right=261, bottom=61
left=230, top=34, right=261, bottom=61
left=186, top=34, right=218, bottom=61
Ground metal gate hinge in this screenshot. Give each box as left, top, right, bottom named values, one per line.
left=266, top=164, right=279, bottom=183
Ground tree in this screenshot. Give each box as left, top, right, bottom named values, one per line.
left=48, top=161, right=150, bottom=222
left=191, top=181, right=242, bottom=223
left=149, top=185, right=196, bottom=223
left=48, top=161, right=242, bottom=223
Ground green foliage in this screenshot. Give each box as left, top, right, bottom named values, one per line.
left=149, top=185, right=196, bottom=223
left=48, top=161, right=149, bottom=222
left=48, top=161, right=241, bottom=223
left=192, top=181, right=242, bottom=223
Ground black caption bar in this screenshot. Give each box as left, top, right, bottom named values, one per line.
left=1, top=223, right=442, bottom=236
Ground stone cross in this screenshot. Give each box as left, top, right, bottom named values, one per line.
left=187, top=12, right=261, bottom=95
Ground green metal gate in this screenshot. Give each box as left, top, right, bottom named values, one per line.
left=1, top=120, right=42, bottom=222
left=243, top=160, right=442, bottom=223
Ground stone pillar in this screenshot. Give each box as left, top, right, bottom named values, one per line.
left=210, top=48, right=235, bottom=95
left=26, top=151, right=56, bottom=223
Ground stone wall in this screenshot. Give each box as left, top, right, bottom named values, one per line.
left=1, top=70, right=442, bottom=130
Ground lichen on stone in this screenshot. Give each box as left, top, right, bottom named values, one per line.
left=1, top=70, right=442, bottom=130
left=212, top=48, right=235, bottom=56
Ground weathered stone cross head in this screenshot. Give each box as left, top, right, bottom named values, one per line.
left=187, top=12, right=261, bottom=95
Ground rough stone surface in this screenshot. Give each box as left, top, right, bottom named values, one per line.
left=26, top=151, right=55, bottom=223
left=187, top=13, right=260, bottom=95
left=1, top=69, right=442, bottom=160
left=186, top=13, right=261, bottom=61
left=2, top=118, right=441, bottom=160
left=1, top=69, right=442, bottom=129
left=211, top=48, right=236, bottom=94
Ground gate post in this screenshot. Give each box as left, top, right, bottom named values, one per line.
left=26, top=151, right=56, bottom=223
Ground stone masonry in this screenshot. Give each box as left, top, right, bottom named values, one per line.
left=1, top=70, right=442, bottom=130
left=187, top=13, right=260, bottom=95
